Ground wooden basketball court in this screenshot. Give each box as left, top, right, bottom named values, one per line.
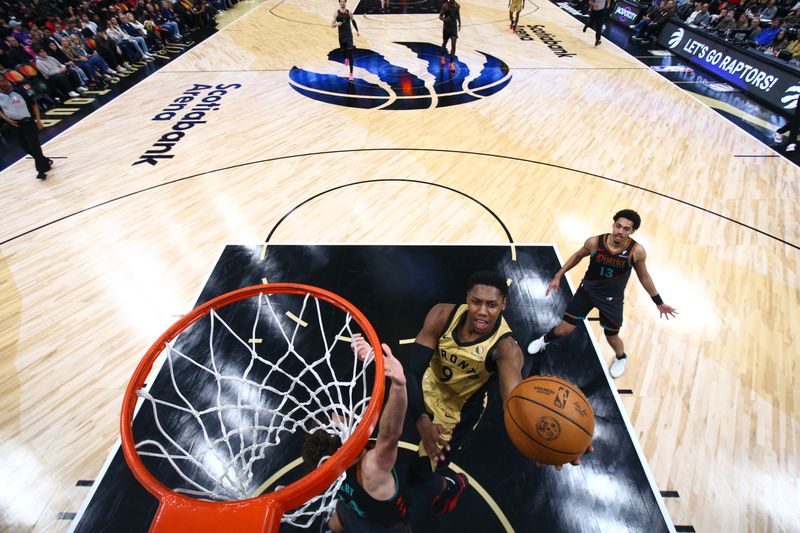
left=0, top=0, right=797, bottom=531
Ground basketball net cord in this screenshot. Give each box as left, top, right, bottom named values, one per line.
left=133, top=291, right=374, bottom=528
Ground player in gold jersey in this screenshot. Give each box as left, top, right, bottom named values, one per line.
left=405, top=272, right=588, bottom=511
left=509, top=0, right=524, bottom=31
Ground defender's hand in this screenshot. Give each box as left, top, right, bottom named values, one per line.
left=351, top=334, right=406, bottom=387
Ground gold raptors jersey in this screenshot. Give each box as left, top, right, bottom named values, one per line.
left=422, top=304, right=513, bottom=428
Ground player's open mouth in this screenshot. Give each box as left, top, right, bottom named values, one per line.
left=475, top=319, right=488, bottom=330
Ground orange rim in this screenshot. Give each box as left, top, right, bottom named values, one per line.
left=120, top=283, right=385, bottom=532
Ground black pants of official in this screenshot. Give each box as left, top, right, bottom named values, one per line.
left=14, top=118, right=49, bottom=173
left=589, top=8, right=608, bottom=41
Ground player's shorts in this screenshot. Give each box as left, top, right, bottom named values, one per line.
left=442, top=26, right=458, bottom=40
left=418, top=385, right=487, bottom=470
left=563, top=284, right=624, bottom=332
left=339, top=38, right=354, bottom=50
left=510, top=0, right=523, bottom=11
left=335, top=501, right=411, bottom=533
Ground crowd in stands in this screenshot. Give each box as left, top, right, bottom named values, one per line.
left=628, top=0, right=800, bottom=63
left=0, top=0, right=235, bottom=106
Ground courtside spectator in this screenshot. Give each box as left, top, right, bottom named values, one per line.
left=761, top=0, right=779, bottom=20
left=712, top=10, right=738, bottom=31
left=765, top=29, right=791, bottom=53
left=754, top=17, right=782, bottom=46
left=783, top=35, right=800, bottom=57
left=93, top=27, right=134, bottom=72
left=106, top=16, right=149, bottom=62
left=632, top=0, right=677, bottom=43
left=34, top=47, right=81, bottom=100
left=5, top=35, right=34, bottom=66
left=677, top=0, right=698, bottom=20
left=687, top=2, right=712, bottom=27
left=46, top=40, right=91, bottom=89
left=118, top=13, right=155, bottom=59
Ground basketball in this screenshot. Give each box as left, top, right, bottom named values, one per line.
left=503, top=375, right=594, bottom=465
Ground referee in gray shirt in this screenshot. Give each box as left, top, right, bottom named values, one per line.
left=0, top=77, right=52, bottom=180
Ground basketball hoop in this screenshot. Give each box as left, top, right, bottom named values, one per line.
left=120, top=284, right=385, bottom=532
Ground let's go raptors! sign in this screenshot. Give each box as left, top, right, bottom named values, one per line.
left=657, top=21, right=800, bottom=114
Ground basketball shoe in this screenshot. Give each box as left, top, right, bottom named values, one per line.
left=527, top=335, right=548, bottom=354
left=432, top=472, right=468, bottom=515
left=609, top=355, right=627, bottom=378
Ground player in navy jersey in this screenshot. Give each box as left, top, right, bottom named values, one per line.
left=303, top=334, right=411, bottom=532
left=527, top=210, right=677, bottom=378
left=332, top=0, right=360, bottom=81
left=303, top=333, right=469, bottom=531
left=439, top=0, right=461, bottom=72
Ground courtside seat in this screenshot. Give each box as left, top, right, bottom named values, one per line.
left=15, top=66, right=56, bottom=109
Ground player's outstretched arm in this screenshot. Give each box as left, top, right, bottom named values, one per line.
left=496, top=337, right=593, bottom=470
left=546, top=237, right=595, bottom=295
left=352, top=335, right=407, bottom=480
left=632, top=246, right=678, bottom=319
left=494, top=336, right=524, bottom=405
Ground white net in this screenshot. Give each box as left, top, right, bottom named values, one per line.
left=132, top=290, right=376, bottom=528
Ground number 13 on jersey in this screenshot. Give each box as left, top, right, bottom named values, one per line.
left=599, top=267, right=614, bottom=278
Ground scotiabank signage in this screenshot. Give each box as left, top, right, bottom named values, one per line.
left=610, top=0, right=640, bottom=25
left=657, top=21, right=800, bottom=114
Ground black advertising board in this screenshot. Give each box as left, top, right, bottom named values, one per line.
left=657, top=20, right=800, bottom=115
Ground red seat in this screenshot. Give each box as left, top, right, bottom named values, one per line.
left=4, top=70, right=25, bottom=83
left=18, top=64, right=39, bottom=78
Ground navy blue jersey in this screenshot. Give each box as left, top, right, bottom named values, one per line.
left=337, top=9, right=355, bottom=43
left=337, top=454, right=409, bottom=529
left=581, top=234, right=638, bottom=299
left=441, top=2, right=460, bottom=33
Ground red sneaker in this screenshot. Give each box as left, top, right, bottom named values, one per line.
left=432, top=472, right=468, bottom=515
left=449, top=62, right=456, bottom=72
